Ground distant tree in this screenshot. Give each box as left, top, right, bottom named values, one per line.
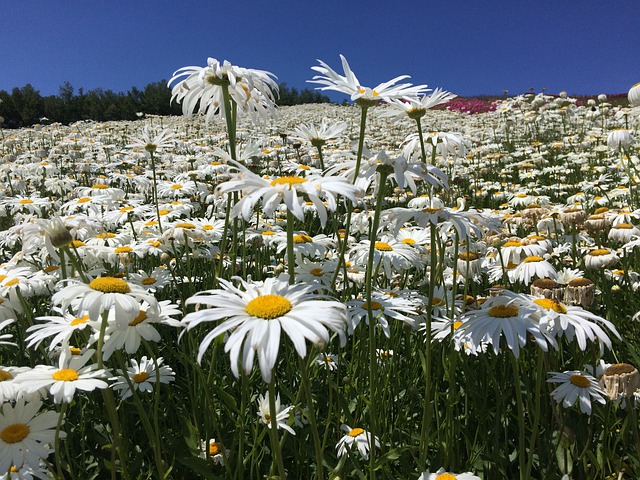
left=276, top=83, right=331, bottom=106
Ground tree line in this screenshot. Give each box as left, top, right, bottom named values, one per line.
left=0, top=81, right=331, bottom=128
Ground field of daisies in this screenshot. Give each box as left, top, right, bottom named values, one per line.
left=0, top=56, right=640, bottom=480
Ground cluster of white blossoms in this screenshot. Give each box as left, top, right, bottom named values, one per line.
left=0, top=53, right=639, bottom=478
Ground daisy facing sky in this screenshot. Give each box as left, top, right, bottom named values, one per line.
left=182, top=274, right=348, bottom=382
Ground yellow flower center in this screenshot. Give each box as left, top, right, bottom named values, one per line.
left=435, top=474, right=457, bottom=480
left=44, top=265, right=60, bottom=273
left=432, top=298, right=444, bottom=306
left=453, top=321, right=463, bottom=330
left=375, top=242, right=393, bottom=251
left=533, top=298, right=567, bottom=314
left=89, top=277, right=131, bottom=294
left=310, top=268, right=324, bottom=277
left=594, top=207, right=609, bottom=214
left=114, top=246, right=133, bottom=254
left=96, top=232, right=116, bottom=239
left=129, top=311, right=147, bottom=326
left=5, top=278, right=19, bottom=287
left=0, top=370, right=13, bottom=381
left=171, top=184, right=183, bottom=190
left=119, top=206, right=135, bottom=213
left=614, top=223, right=633, bottom=229
left=209, top=441, right=223, bottom=456
left=348, top=428, right=365, bottom=437
left=92, top=183, right=109, bottom=189
left=589, top=249, right=611, bottom=256
left=0, top=423, right=30, bottom=444
left=524, top=256, right=544, bottom=263
left=270, top=176, right=308, bottom=187
left=293, top=234, right=313, bottom=244
left=175, top=222, right=196, bottom=229
left=569, top=374, right=591, bottom=388
left=262, top=230, right=276, bottom=236
left=362, top=301, right=382, bottom=311
left=503, top=240, right=523, bottom=247
left=202, top=225, right=214, bottom=231
left=158, top=209, right=170, bottom=216
left=142, top=277, right=157, bottom=285
left=70, top=240, right=86, bottom=248
left=422, top=207, right=441, bottom=214
left=19, top=199, right=34, bottom=204
left=487, top=304, right=519, bottom=318
left=70, top=315, right=90, bottom=326
left=402, top=238, right=416, bottom=245
left=245, top=295, right=292, bottom=319
left=132, top=372, right=150, bottom=383
left=53, top=369, right=79, bottom=382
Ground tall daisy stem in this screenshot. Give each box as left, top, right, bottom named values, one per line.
left=418, top=223, right=438, bottom=468
left=55, top=402, right=68, bottom=479
left=149, top=151, right=163, bottom=234
left=364, top=168, right=389, bottom=479
left=286, top=209, right=296, bottom=284
left=268, top=378, right=287, bottom=479
left=510, top=353, right=526, bottom=480
left=299, top=356, right=324, bottom=480
left=526, top=350, right=544, bottom=478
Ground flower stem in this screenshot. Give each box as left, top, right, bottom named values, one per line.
left=287, top=209, right=296, bottom=284
left=299, top=356, right=324, bottom=480
left=510, top=353, right=526, bottom=480
left=364, top=168, right=389, bottom=479
left=268, top=378, right=287, bottom=479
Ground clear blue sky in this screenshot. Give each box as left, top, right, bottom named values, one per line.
left=2, top=0, right=639, bottom=99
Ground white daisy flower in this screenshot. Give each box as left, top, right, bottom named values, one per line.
left=336, top=424, right=380, bottom=460
left=0, top=319, right=16, bottom=348
left=547, top=370, right=606, bottom=415
left=26, top=310, right=95, bottom=352
left=110, top=356, right=175, bottom=400
left=182, top=274, right=348, bottom=382
left=418, top=468, right=480, bottom=480
left=14, top=349, right=108, bottom=404
left=51, top=276, right=158, bottom=329
left=0, top=398, right=62, bottom=474
left=454, top=292, right=555, bottom=358
left=256, top=392, right=295, bottom=435
left=532, top=297, right=620, bottom=352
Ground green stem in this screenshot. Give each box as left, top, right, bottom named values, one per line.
left=149, top=151, right=163, bottom=234
left=286, top=209, right=296, bottom=284
left=525, top=350, right=544, bottom=478
left=364, top=169, right=389, bottom=479
left=268, top=378, right=287, bottom=479
left=510, top=353, right=526, bottom=480
left=299, top=356, right=324, bottom=480
left=55, top=402, right=68, bottom=480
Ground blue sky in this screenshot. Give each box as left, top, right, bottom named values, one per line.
left=2, top=1, right=639, bottom=99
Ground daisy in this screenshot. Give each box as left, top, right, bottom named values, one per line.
left=309, top=55, right=428, bottom=103
left=0, top=366, right=33, bottom=403
left=336, top=424, right=380, bottom=460
left=110, top=356, right=175, bottom=400
left=100, top=300, right=181, bottom=360
left=349, top=236, right=422, bottom=279
left=14, top=349, right=108, bottom=404
left=383, top=88, right=458, bottom=122
left=0, top=399, right=61, bottom=475
left=347, top=292, right=419, bottom=337
left=217, top=166, right=362, bottom=227
left=418, top=469, right=480, bottom=480
left=51, top=276, right=158, bottom=329
left=532, top=297, right=620, bottom=352
left=454, top=292, right=554, bottom=358
left=288, top=121, right=348, bottom=148
left=199, top=438, right=230, bottom=465
left=25, top=310, right=95, bottom=351
left=182, top=274, right=348, bottom=382
left=547, top=370, right=606, bottom=415
left=126, top=127, right=173, bottom=155
left=511, top=255, right=557, bottom=286
left=128, top=268, right=172, bottom=293
left=315, top=352, right=339, bottom=372
left=168, top=57, right=278, bottom=124
left=584, top=248, right=619, bottom=269
left=256, top=392, right=295, bottom=435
